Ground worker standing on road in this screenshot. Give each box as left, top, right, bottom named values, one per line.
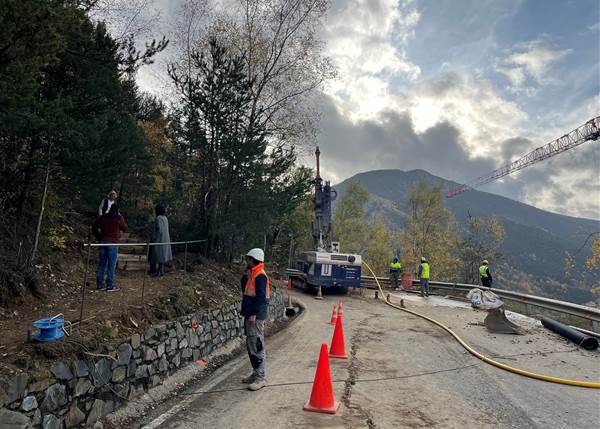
left=240, top=248, right=270, bottom=391
left=418, top=257, right=430, bottom=297
left=479, top=260, right=493, bottom=288
left=389, top=256, right=402, bottom=290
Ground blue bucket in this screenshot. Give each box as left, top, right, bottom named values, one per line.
left=31, top=315, right=65, bottom=342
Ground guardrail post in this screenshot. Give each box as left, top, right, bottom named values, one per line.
left=592, top=320, right=599, bottom=333
left=525, top=303, right=533, bottom=315
left=183, top=242, right=188, bottom=274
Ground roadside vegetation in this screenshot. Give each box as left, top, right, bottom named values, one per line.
left=0, top=0, right=331, bottom=303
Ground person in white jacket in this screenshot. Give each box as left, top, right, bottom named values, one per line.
left=98, top=190, right=118, bottom=216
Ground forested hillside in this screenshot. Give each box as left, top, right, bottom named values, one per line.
left=0, top=0, right=331, bottom=302
left=335, top=169, right=600, bottom=304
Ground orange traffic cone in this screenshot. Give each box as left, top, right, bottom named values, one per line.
left=303, top=343, right=340, bottom=414
left=329, top=306, right=338, bottom=325
left=337, top=300, right=344, bottom=320
left=287, top=279, right=292, bottom=289
left=329, top=315, right=348, bottom=359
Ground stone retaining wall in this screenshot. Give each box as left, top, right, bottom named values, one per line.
left=0, top=288, right=285, bottom=428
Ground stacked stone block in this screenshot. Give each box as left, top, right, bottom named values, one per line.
left=0, top=289, right=285, bottom=428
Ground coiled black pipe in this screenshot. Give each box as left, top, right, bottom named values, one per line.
left=541, top=317, right=599, bottom=351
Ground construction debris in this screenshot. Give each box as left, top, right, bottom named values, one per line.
left=467, top=288, right=503, bottom=310
left=484, top=308, right=525, bottom=335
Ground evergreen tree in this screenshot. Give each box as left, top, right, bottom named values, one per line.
left=0, top=0, right=167, bottom=298
left=168, top=38, right=311, bottom=260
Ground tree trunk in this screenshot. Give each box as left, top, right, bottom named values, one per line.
left=30, top=146, right=52, bottom=264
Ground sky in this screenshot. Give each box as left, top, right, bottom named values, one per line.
left=103, top=0, right=600, bottom=220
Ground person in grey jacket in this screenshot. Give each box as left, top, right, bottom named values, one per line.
left=149, top=205, right=172, bottom=277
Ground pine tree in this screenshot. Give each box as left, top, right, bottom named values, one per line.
left=168, top=38, right=311, bottom=260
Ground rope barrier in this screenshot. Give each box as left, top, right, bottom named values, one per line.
left=83, top=239, right=207, bottom=247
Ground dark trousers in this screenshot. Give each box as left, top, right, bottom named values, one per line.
left=481, top=277, right=493, bottom=287
left=97, top=241, right=118, bottom=289
left=150, top=263, right=165, bottom=276
left=390, top=271, right=399, bottom=289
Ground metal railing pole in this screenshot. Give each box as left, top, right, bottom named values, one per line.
left=141, top=242, right=150, bottom=304
left=79, top=244, right=92, bottom=324
left=183, top=242, right=188, bottom=274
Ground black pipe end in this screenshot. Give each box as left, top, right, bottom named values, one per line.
left=581, top=337, right=599, bottom=351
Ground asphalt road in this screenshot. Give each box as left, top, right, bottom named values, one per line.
left=134, top=289, right=600, bottom=429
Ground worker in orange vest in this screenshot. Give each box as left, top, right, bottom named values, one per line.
left=240, top=248, right=270, bottom=391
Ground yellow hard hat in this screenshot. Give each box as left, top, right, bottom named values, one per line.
left=483, top=259, right=489, bottom=264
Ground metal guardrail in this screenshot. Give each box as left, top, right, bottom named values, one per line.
left=288, top=269, right=600, bottom=330
left=361, top=275, right=600, bottom=331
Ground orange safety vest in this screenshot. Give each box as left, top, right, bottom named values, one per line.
left=244, top=263, right=270, bottom=299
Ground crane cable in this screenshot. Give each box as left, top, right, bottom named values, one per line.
left=362, top=261, right=600, bottom=389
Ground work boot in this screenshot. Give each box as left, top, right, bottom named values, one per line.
left=241, top=374, right=256, bottom=384
left=248, top=378, right=267, bottom=391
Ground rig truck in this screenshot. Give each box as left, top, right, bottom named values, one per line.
left=288, top=147, right=362, bottom=293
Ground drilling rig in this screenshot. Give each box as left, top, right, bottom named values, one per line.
left=287, top=147, right=362, bottom=293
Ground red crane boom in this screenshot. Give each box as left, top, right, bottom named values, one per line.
left=447, top=116, right=600, bottom=198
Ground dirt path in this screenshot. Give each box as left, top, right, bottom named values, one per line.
left=0, top=255, right=241, bottom=379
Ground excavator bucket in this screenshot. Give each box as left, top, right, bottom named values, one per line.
left=484, top=308, right=525, bottom=335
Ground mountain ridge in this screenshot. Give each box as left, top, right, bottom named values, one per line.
left=333, top=168, right=599, bottom=304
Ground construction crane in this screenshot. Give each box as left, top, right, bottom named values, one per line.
left=447, top=116, right=600, bottom=198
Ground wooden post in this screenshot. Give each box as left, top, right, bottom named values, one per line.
left=30, top=147, right=52, bottom=263
left=141, top=242, right=150, bottom=304
left=79, top=244, right=92, bottom=324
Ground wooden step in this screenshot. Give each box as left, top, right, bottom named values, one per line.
left=118, top=253, right=146, bottom=262
left=121, top=262, right=147, bottom=271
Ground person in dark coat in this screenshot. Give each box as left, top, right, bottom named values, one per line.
left=92, top=204, right=127, bottom=291
left=149, top=204, right=172, bottom=277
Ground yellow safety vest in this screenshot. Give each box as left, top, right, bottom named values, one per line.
left=420, top=262, right=430, bottom=279
left=479, top=265, right=488, bottom=278
left=390, top=262, right=401, bottom=270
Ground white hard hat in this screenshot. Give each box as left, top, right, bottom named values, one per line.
left=246, top=248, right=264, bottom=262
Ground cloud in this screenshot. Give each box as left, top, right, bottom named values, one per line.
left=496, top=39, right=572, bottom=92
left=97, top=0, right=597, bottom=219
left=316, top=93, right=496, bottom=187
left=499, top=137, right=534, bottom=162
left=402, top=73, right=528, bottom=158
left=323, top=0, right=421, bottom=119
